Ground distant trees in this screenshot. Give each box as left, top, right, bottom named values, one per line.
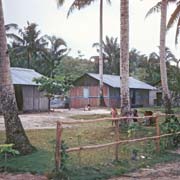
left=38, top=35, right=68, bottom=78
left=93, top=36, right=120, bottom=75
left=8, top=22, right=46, bottom=68
left=55, top=56, right=95, bottom=81
left=6, top=22, right=69, bottom=78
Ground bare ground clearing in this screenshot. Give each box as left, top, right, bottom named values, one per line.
left=0, top=108, right=110, bottom=130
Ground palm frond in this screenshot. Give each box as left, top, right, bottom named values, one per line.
left=56, top=0, right=65, bottom=7
left=145, top=2, right=161, bottom=18
left=175, top=18, right=180, bottom=45
left=67, top=0, right=97, bottom=17
left=167, top=3, right=180, bottom=30
left=92, top=42, right=99, bottom=48
left=6, top=33, right=24, bottom=43
left=5, top=23, right=18, bottom=31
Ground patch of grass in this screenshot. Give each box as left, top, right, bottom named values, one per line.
left=0, top=129, right=55, bottom=174
left=67, top=152, right=180, bottom=180
left=69, top=113, right=111, bottom=120
left=0, top=108, right=179, bottom=179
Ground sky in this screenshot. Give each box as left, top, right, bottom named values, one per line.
left=2, top=0, right=179, bottom=59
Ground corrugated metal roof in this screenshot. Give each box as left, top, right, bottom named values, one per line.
left=87, top=73, right=156, bottom=90
left=11, top=67, right=43, bottom=86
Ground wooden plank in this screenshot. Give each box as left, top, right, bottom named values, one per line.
left=55, top=122, right=62, bottom=171
left=155, top=116, right=160, bottom=152
left=115, top=120, right=120, bottom=160
left=59, top=114, right=180, bottom=125
left=66, top=131, right=180, bottom=153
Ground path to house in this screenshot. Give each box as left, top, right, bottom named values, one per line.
left=0, top=108, right=110, bottom=130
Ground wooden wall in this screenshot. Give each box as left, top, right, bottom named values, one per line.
left=70, top=85, right=151, bottom=108
left=70, top=85, right=109, bottom=108
left=22, top=85, right=48, bottom=112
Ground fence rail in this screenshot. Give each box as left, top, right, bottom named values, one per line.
left=55, top=113, right=180, bottom=169
left=59, top=114, right=180, bottom=124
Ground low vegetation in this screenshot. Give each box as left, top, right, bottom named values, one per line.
left=0, top=107, right=179, bottom=179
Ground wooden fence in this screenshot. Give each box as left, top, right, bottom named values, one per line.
left=55, top=114, right=180, bottom=170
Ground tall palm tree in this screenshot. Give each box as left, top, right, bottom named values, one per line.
left=160, top=0, right=172, bottom=113
left=0, top=0, right=34, bottom=154
left=56, top=0, right=111, bottom=106
left=146, top=0, right=175, bottom=113
left=120, top=0, right=130, bottom=115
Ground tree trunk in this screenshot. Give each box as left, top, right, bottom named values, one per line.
left=0, top=0, right=35, bottom=155
left=120, top=0, right=130, bottom=115
left=99, top=0, right=105, bottom=106
left=160, top=0, right=172, bottom=114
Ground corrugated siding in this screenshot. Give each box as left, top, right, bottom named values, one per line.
left=23, top=86, right=34, bottom=111
left=39, top=91, right=49, bottom=110
left=22, top=86, right=48, bottom=111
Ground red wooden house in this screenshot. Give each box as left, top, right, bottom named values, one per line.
left=69, top=73, right=156, bottom=108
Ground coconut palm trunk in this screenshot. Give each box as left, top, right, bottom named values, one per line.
left=120, top=0, right=130, bottom=115
left=160, top=0, right=172, bottom=114
left=99, top=0, right=105, bottom=106
left=0, top=0, right=35, bottom=154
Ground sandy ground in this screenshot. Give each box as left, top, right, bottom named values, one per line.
left=0, top=108, right=110, bottom=130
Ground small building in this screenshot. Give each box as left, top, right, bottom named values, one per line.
left=3, top=67, right=49, bottom=112
left=69, top=73, right=157, bottom=108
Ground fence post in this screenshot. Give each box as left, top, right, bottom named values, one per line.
left=115, top=119, right=120, bottom=161
left=55, top=121, right=62, bottom=171
left=155, top=116, right=160, bottom=152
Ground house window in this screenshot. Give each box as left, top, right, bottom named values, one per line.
left=83, top=87, right=89, bottom=98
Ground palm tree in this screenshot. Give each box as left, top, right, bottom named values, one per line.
left=93, top=36, right=120, bottom=75
left=146, top=0, right=175, bottom=113
left=40, top=35, right=68, bottom=77
left=120, top=0, right=130, bottom=115
left=56, top=0, right=111, bottom=106
left=8, top=22, right=46, bottom=68
left=0, top=0, right=35, bottom=154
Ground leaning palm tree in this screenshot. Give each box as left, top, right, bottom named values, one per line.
left=146, top=0, right=176, bottom=114
left=0, top=0, right=35, bottom=154
left=120, top=0, right=130, bottom=115
left=56, top=0, right=111, bottom=106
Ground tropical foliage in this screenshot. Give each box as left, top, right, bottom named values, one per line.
left=93, top=36, right=120, bottom=75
